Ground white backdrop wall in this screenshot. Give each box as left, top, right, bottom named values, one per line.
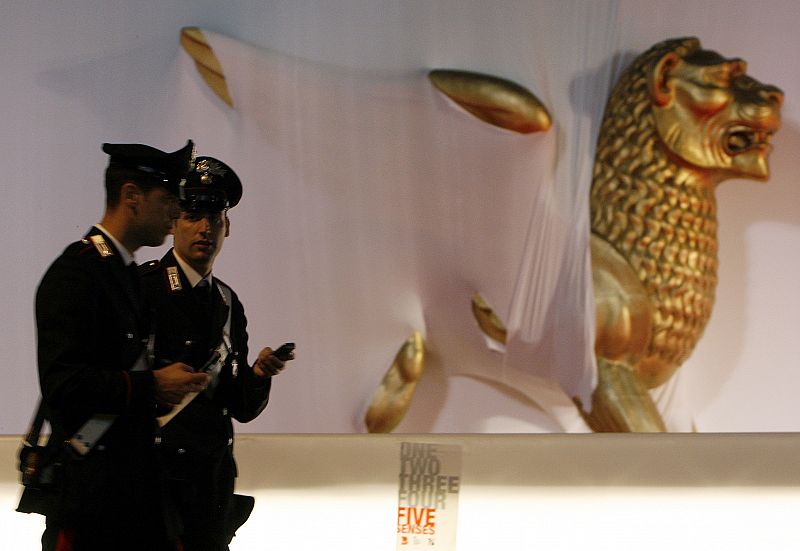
left=2, top=1, right=799, bottom=435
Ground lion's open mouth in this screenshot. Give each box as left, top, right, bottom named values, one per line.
left=725, top=126, right=774, bottom=155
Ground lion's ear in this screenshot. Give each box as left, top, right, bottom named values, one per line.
left=649, top=52, right=681, bottom=107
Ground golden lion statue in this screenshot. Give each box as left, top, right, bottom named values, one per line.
left=179, top=31, right=783, bottom=432
left=425, top=37, right=783, bottom=432
left=581, top=37, right=782, bottom=431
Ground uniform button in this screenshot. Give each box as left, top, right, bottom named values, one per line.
left=222, top=408, right=228, bottom=416
left=228, top=438, right=233, bottom=446
left=126, top=333, right=134, bottom=339
left=97, top=444, right=106, bottom=451
left=177, top=448, right=186, bottom=454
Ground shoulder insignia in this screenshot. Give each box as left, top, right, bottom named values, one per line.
left=166, top=266, right=183, bottom=292
left=89, top=234, right=114, bottom=257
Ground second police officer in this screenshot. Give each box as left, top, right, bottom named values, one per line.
left=140, top=156, right=294, bottom=550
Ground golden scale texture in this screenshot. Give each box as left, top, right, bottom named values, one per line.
left=591, top=37, right=718, bottom=380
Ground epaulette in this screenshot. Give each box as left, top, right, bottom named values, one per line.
left=74, top=236, right=112, bottom=260
left=137, top=259, right=161, bottom=276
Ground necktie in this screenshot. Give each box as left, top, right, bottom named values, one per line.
left=194, top=279, right=211, bottom=304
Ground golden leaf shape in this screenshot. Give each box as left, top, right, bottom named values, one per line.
left=429, top=69, right=551, bottom=134
left=364, top=332, right=425, bottom=433
left=471, top=293, right=507, bottom=344
left=180, top=27, right=233, bottom=107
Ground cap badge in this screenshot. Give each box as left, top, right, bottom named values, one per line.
left=196, top=158, right=227, bottom=185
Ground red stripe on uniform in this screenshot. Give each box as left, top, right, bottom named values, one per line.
left=122, top=370, right=132, bottom=405
left=54, top=528, right=76, bottom=551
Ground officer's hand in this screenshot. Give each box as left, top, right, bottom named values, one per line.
left=153, top=362, right=209, bottom=406
left=253, top=346, right=294, bottom=378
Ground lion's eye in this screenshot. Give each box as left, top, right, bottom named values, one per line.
left=734, top=75, right=757, bottom=90
left=704, top=67, right=731, bottom=87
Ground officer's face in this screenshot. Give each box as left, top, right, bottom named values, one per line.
left=137, top=187, right=181, bottom=247
left=171, top=209, right=228, bottom=276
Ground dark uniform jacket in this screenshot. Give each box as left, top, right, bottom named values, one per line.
left=23, top=227, right=172, bottom=548
left=140, top=249, right=271, bottom=550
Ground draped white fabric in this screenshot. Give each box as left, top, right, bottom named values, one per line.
left=3, top=1, right=799, bottom=434
left=174, top=2, right=800, bottom=432
left=195, top=11, right=621, bottom=432
left=186, top=4, right=663, bottom=432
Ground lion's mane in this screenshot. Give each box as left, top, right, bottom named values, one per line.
left=590, top=37, right=718, bottom=379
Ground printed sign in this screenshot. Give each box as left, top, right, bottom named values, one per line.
left=396, top=442, right=462, bottom=550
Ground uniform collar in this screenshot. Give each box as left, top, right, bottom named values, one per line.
left=172, top=249, right=213, bottom=289
left=94, top=224, right=135, bottom=265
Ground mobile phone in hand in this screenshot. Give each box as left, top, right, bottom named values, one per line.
left=273, top=342, right=295, bottom=361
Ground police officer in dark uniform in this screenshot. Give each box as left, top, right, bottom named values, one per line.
left=21, top=141, right=211, bottom=550
left=140, top=156, right=293, bottom=550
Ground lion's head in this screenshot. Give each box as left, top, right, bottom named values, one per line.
left=649, top=38, right=783, bottom=182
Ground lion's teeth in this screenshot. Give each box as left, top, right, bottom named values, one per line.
left=728, top=133, right=749, bottom=151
